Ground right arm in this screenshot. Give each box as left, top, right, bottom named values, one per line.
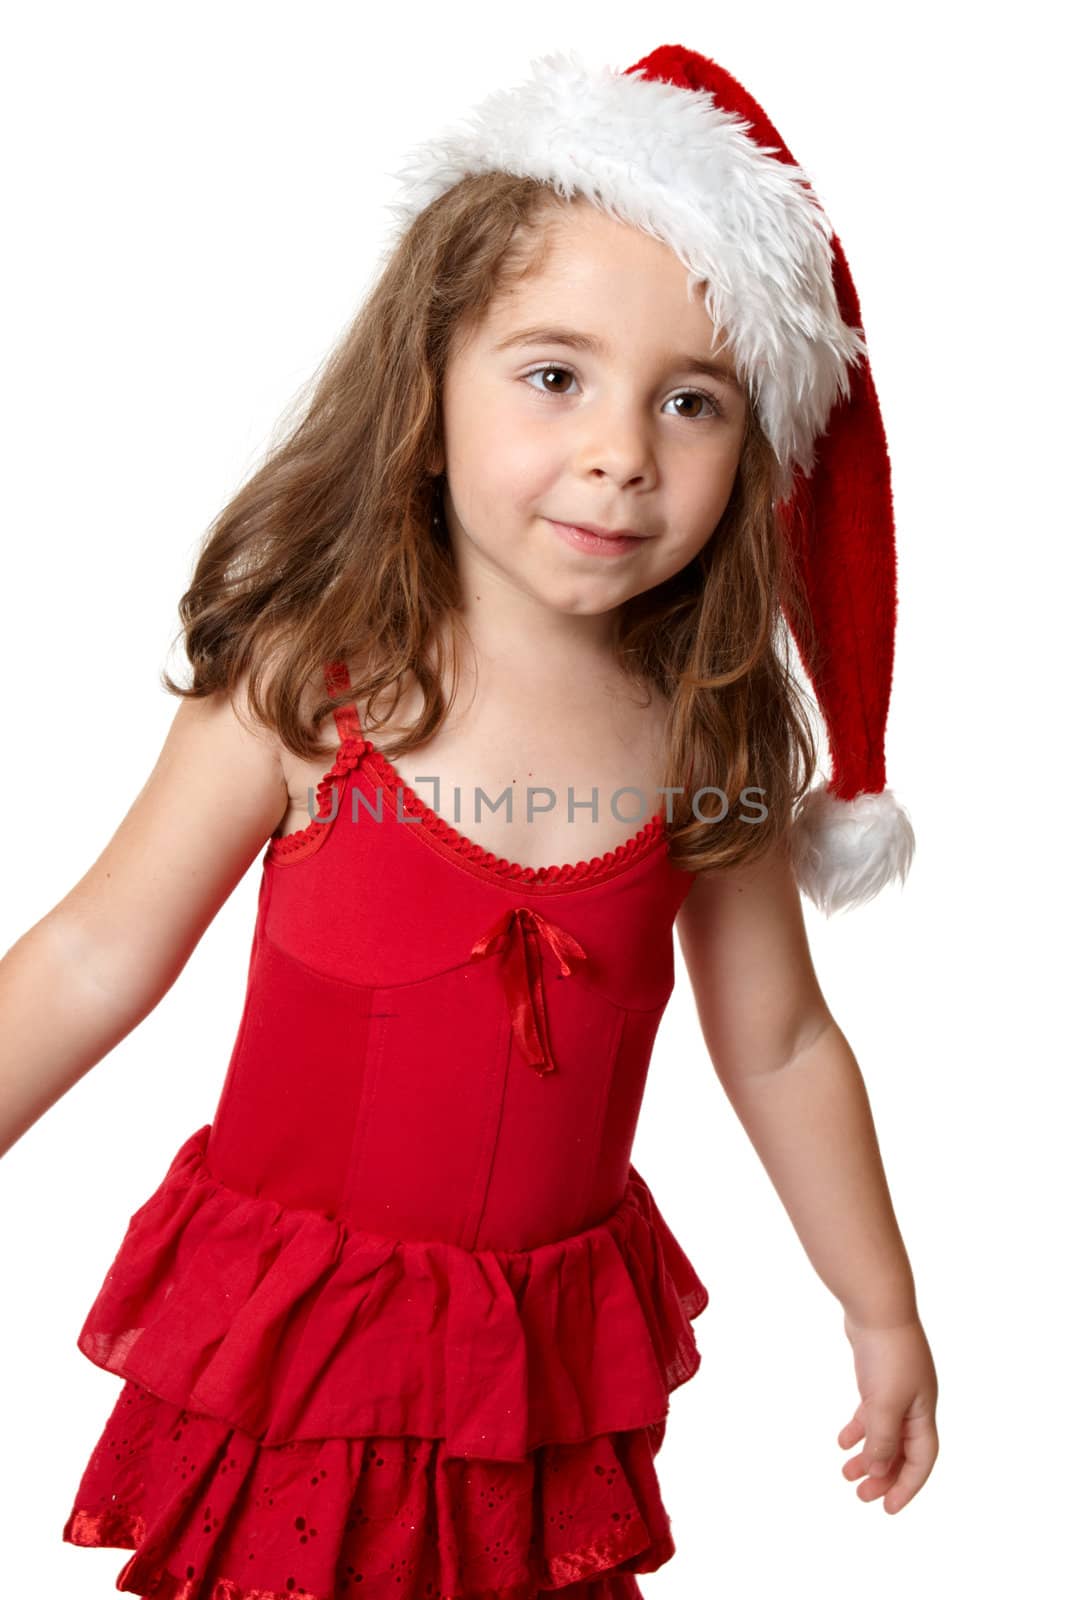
left=0, top=677, right=290, bottom=1159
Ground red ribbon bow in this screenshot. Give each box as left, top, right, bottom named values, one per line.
left=469, top=906, right=588, bottom=1076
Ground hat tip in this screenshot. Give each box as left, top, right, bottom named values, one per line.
left=790, top=784, right=916, bottom=916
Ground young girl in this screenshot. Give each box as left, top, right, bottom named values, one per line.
left=1, top=42, right=937, bottom=1600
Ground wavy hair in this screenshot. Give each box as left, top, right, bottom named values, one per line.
left=162, top=172, right=818, bottom=875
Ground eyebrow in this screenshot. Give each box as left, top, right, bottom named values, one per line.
left=490, top=324, right=744, bottom=391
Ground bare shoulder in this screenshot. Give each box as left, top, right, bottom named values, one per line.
left=84, top=666, right=289, bottom=886
left=677, top=832, right=814, bottom=976
left=677, top=830, right=805, bottom=936
left=50, top=667, right=290, bottom=1002
left=676, top=834, right=832, bottom=1080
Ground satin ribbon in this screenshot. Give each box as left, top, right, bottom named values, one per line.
left=469, top=906, right=588, bottom=1076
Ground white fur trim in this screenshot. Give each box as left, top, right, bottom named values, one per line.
left=790, top=784, right=915, bottom=916
left=385, top=47, right=868, bottom=495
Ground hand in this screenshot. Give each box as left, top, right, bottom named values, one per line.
left=837, top=1312, right=939, bottom=1513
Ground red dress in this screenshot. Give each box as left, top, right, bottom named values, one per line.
left=63, top=660, right=710, bottom=1599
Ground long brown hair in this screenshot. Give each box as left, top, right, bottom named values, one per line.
left=162, top=172, right=818, bottom=875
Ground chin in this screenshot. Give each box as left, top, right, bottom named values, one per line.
left=536, top=581, right=637, bottom=617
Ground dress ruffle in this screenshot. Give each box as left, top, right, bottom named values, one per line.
left=64, top=1378, right=668, bottom=1597
left=74, top=1125, right=708, bottom=1462
left=65, top=1125, right=709, bottom=1596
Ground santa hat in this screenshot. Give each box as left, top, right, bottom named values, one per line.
left=385, top=43, right=916, bottom=915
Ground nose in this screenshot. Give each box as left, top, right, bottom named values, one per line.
left=572, top=398, right=657, bottom=489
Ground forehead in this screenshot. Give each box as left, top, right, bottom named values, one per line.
left=481, top=201, right=740, bottom=379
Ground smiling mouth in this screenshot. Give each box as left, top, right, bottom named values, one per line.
left=547, top=520, right=646, bottom=556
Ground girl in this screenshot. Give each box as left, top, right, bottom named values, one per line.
left=1, top=42, right=937, bottom=1600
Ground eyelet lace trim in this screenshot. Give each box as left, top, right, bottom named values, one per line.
left=65, top=1379, right=676, bottom=1598
left=362, top=743, right=667, bottom=886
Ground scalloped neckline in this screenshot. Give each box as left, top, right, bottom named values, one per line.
left=267, top=661, right=673, bottom=889
left=357, top=739, right=668, bottom=890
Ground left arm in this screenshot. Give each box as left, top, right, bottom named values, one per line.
left=676, top=835, right=939, bottom=1512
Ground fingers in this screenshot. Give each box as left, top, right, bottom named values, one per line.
left=864, top=1418, right=901, bottom=1478
left=842, top=1444, right=902, bottom=1502
left=879, top=1442, right=937, bottom=1513
left=837, top=1402, right=898, bottom=1473
left=837, top=1408, right=865, bottom=1449
left=838, top=1412, right=939, bottom=1513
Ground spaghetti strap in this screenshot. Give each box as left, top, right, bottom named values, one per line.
left=323, top=659, right=363, bottom=743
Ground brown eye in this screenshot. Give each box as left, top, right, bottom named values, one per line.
left=524, top=365, right=577, bottom=395
left=669, top=391, right=725, bottom=421
left=522, top=364, right=725, bottom=420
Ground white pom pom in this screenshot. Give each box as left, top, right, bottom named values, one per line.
left=790, top=784, right=915, bottom=916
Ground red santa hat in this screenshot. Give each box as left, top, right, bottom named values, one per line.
left=384, top=43, right=916, bottom=915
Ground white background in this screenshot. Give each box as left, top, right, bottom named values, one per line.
left=1, top=1, right=1062, bottom=1594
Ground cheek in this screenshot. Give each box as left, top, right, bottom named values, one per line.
left=654, top=457, right=741, bottom=568
left=454, top=423, right=557, bottom=515
left=679, top=442, right=741, bottom=525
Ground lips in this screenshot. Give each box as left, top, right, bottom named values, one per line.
left=546, top=519, right=646, bottom=558
left=565, top=521, right=646, bottom=539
